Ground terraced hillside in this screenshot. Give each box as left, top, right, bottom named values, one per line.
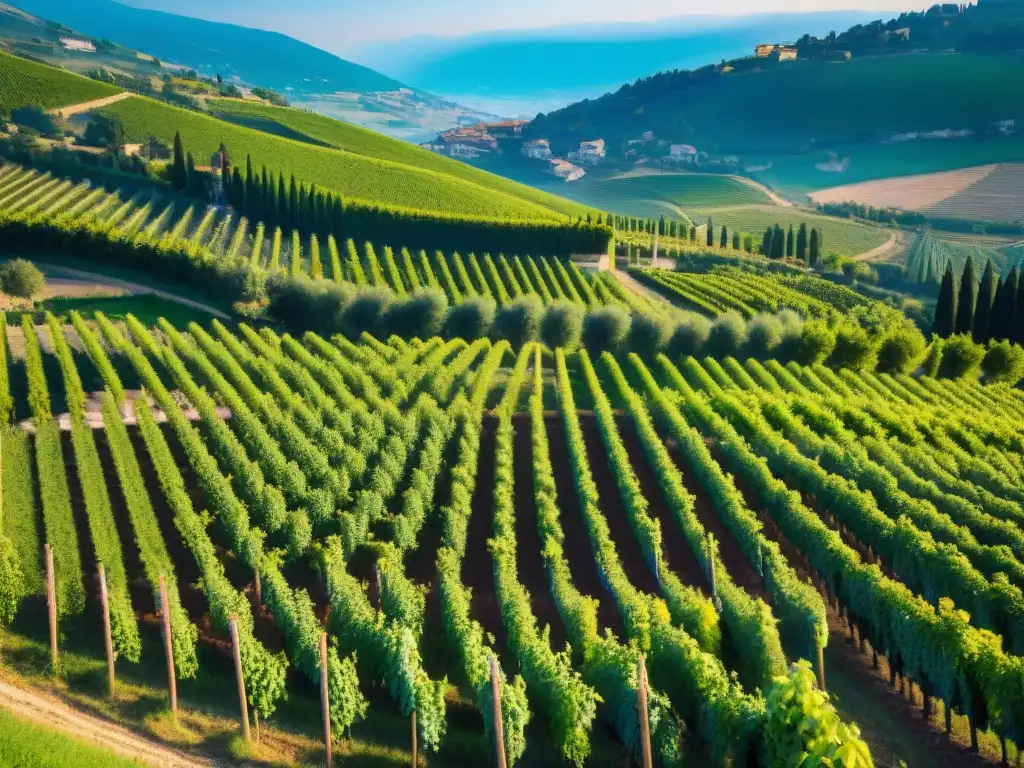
left=207, top=98, right=591, bottom=219
left=100, top=96, right=589, bottom=221
left=0, top=48, right=120, bottom=112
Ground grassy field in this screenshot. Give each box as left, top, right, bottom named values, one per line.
left=38, top=294, right=216, bottom=328
left=208, top=98, right=592, bottom=219
left=690, top=205, right=891, bottom=257
left=0, top=706, right=146, bottom=768
left=100, top=96, right=584, bottom=220
left=755, top=137, right=1024, bottom=200
left=550, top=171, right=771, bottom=219
left=0, top=49, right=121, bottom=113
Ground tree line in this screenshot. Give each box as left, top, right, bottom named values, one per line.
left=932, top=258, right=1024, bottom=344
left=168, top=132, right=612, bottom=256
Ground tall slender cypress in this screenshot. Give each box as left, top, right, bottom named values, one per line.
left=955, top=257, right=977, bottom=336
left=786, top=225, right=795, bottom=258
left=933, top=262, right=958, bottom=337
left=973, top=259, right=998, bottom=342
left=762, top=227, right=774, bottom=257
left=720, top=225, right=728, bottom=249
left=706, top=218, right=714, bottom=247
left=171, top=131, right=187, bottom=191
left=809, top=229, right=820, bottom=265
left=992, top=266, right=1019, bottom=342
left=796, top=223, right=808, bottom=261
left=772, top=224, right=785, bottom=259
left=288, top=175, right=298, bottom=232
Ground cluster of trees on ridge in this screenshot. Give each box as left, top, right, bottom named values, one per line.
left=166, top=132, right=611, bottom=256
left=933, top=258, right=1024, bottom=344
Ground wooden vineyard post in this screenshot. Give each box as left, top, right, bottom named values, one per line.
left=98, top=564, right=115, bottom=696
left=230, top=615, right=251, bottom=743
left=817, top=643, right=826, bottom=693
left=319, top=631, right=332, bottom=768
left=411, top=709, right=417, bottom=768
left=254, top=566, right=262, bottom=605
left=636, top=656, right=654, bottom=768
left=489, top=656, right=507, bottom=768
left=158, top=576, right=177, bottom=719
left=44, top=544, right=57, bottom=674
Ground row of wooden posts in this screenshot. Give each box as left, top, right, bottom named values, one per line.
left=42, top=547, right=662, bottom=767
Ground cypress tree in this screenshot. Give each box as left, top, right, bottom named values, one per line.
left=762, top=227, right=774, bottom=257
left=732, top=232, right=741, bottom=250
left=244, top=155, right=256, bottom=219
left=720, top=225, right=728, bottom=249
left=689, top=226, right=696, bottom=242
left=171, top=131, right=187, bottom=191
left=933, top=262, right=958, bottom=337
left=231, top=167, right=245, bottom=212
left=973, top=259, right=998, bottom=342
left=992, top=266, right=1018, bottom=342
left=955, top=258, right=977, bottom=336
left=809, top=228, right=820, bottom=265
left=796, top=223, right=808, bottom=261
left=185, top=152, right=199, bottom=199
left=288, top=175, right=298, bottom=232
left=817, top=228, right=825, bottom=257
left=706, top=218, right=714, bottom=247
left=786, top=225, right=795, bottom=258
left=772, top=224, right=785, bottom=259
left=658, top=215, right=665, bottom=235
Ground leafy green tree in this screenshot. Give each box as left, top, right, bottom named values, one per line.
left=796, top=223, right=808, bottom=261
left=582, top=306, right=630, bottom=354
left=667, top=315, right=711, bottom=358
left=786, top=225, right=794, bottom=258
left=829, top=325, right=875, bottom=369
left=954, top=258, right=977, bottom=336
left=793, top=320, right=835, bottom=365
left=933, top=262, right=958, bottom=337
left=937, top=333, right=984, bottom=380
left=81, top=113, right=124, bottom=149
left=732, top=232, right=741, bottom=250
left=876, top=328, right=926, bottom=373
left=0, top=259, right=44, bottom=299
left=982, top=340, right=1024, bottom=384
left=973, top=259, right=998, bottom=342
left=707, top=312, right=747, bottom=356
left=493, top=296, right=544, bottom=348
left=626, top=313, right=672, bottom=358
left=541, top=303, right=584, bottom=351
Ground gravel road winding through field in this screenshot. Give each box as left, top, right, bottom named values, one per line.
left=0, top=679, right=211, bottom=767
left=47, top=92, right=134, bottom=118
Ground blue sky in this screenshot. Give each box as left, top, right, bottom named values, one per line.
left=120, top=0, right=924, bottom=51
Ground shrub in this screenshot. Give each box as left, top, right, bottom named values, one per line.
left=875, top=328, right=926, bottom=374
left=666, top=315, right=711, bottom=358
left=828, top=324, right=875, bottom=370
left=936, top=334, right=984, bottom=380
left=981, top=340, right=1024, bottom=384
left=626, top=313, right=672, bottom=359
left=793, top=320, right=835, bottom=366
left=540, top=302, right=584, bottom=351
left=745, top=314, right=784, bottom=359
left=387, top=288, right=448, bottom=340
left=706, top=312, right=747, bottom=357
left=0, top=259, right=44, bottom=299
left=582, top=306, right=630, bottom=354
left=444, top=296, right=495, bottom=340
left=341, top=287, right=392, bottom=339
left=493, top=295, right=544, bottom=348
left=267, top=273, right=351, bottom=335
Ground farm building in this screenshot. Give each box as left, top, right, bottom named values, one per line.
left=569, top=139, right=606, bottom=164
left=522, top=139, right=552, bottom=159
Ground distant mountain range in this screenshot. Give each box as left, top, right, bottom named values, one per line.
left=8, top=0, right=405, bottom=94
left=348, top=10, right=896, bottom=116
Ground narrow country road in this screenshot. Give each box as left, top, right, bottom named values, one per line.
left=0, top=679, right=212, bottom=767
left=853, top=231, right=900, bottom=262
left=47, top=92, right=134, bottom=118
left=34, top=262, right=231, bottom=319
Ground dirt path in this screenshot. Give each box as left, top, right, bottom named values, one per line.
left=33, top=262, right=230, bottom=319
left=0, top=679, right=211, bottom=767
left=853, top=231, right=900, bottom=262
left=48, top=92, right=134, bottom=118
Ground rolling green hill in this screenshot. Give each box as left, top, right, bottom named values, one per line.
left=530, top=51, right=1024, bottom=157
left=550, top=171, right=772, bottom=219
left=0, top=48, right=120, bottom=112
left=691, top=205, right=890, bottom=258
left=207, top=98, right=590, bottom=218
left=100, top=96, right=590, bottom=220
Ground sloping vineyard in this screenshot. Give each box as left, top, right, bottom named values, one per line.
left=4, top=310, right=1024, bottom=764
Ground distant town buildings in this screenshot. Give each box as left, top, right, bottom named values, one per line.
left=569, top=139, right=606, bottom=164
left=549, top=158, right=585, bottom=182
left=60, top=38, right=96, bottom=53
left=522, top=139, right=552, bottom=159
left=754, top=43, right=798, bottom=61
